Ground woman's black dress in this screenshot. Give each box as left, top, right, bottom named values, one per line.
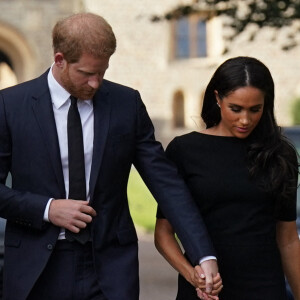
left=157, top=132, right=297, bottom=300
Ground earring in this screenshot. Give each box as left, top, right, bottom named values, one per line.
left=216, top=102, right=220, bottom=108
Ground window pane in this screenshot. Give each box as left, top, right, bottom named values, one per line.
left=175, top=18, right=190, bottom=58
left=197, top=20, right=207, bottom=57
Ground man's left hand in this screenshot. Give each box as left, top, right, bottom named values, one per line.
left=195, top=261, right=223, bottom=299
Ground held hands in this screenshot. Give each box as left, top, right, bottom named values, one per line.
left=48, top=199, right=97, bottom=232
left=193, top=261, right=223, bottom=300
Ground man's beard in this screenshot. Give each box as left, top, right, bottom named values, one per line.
left=60, top=67, right=97, bottom=100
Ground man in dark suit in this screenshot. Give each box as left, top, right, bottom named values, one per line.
left=0, top=13, right=220, bottom=300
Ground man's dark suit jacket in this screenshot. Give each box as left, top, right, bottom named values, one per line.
left=0, top=70, right=215, bottom=300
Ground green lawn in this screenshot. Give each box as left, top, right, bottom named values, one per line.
left=127, top=169, right=157, bottom=232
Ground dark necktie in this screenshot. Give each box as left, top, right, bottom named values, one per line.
left=65, top=96, right=90, bottom=244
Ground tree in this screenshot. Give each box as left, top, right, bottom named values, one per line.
left=152, top=0, right=300, bottom=50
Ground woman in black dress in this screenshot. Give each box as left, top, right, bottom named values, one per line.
left=155, top=57, right=300, bottom=300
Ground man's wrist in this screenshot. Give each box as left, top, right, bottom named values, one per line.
left=199, top=256, right=217, bottom=264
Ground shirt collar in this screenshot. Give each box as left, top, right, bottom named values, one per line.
left=47, top=64, right=93, bottom=109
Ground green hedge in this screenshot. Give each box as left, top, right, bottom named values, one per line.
left=292, top=98, right=300, bottom=125
left=127, top=169, right=157, bottom=232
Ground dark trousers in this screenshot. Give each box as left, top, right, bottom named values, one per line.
left=27, top=240, right=106, bottom=300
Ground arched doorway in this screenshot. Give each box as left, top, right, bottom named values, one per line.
left=0, top=50, right=17, bottom=88
left=0, top=22, right=36, bottom=85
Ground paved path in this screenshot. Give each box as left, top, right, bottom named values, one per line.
left=138, top=232, right=177, bottom=300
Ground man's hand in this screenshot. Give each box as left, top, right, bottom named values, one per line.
left=48, top=199, right=97, bottom=232
left=199, top=260, right=220, bottom=294
left=194, top=264, right=222, bottom=299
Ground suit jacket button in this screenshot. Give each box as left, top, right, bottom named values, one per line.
left=47, top=244, right=53, bottom=250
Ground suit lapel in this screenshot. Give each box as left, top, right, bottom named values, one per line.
left=31, top=71, right=65, bottom=195
left=31, top=73, right=111, bottom=200
left=89, top=83, right=111, bottom=203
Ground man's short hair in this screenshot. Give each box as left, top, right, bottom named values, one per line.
left=52, top=13, right=116, bottom=62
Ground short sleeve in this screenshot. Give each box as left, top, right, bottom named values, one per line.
left=276, top=144, right=299, bottom=221
left=156, top=205, right=166, bottom=219
left=275, top=185, right=298, bottom=221
left=165, top=138, right=185, bottom=175
left=276, top=198, right=297, bottom=221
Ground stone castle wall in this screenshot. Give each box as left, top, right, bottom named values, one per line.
left=86, top=0, right=300, bottom=145
left=0, top=0, right=83, bottom=81
left=0, top=0, right=300, bottom=145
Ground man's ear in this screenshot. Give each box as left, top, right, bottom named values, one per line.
left=54, top=52, right=65, bottom=68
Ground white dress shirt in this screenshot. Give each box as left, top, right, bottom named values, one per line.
left=44, top=65, right=94, bottom=239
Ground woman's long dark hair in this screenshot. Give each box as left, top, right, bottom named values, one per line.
left=201, top=56, right=298, bottom=200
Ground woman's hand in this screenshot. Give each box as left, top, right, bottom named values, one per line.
left=196, top=288, right=219, bottom=300
left=155, top=219, right=223, bottom=299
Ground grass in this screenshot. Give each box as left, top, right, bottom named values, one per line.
left=127, top=168, right=157, bottom=232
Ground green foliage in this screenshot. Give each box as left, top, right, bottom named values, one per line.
left=127, top=169, right=157, bottom=232
left=292, top=98, right=300, bottom=125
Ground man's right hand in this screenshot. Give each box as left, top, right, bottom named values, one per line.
left=48, top=199, right=97, bottom=232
